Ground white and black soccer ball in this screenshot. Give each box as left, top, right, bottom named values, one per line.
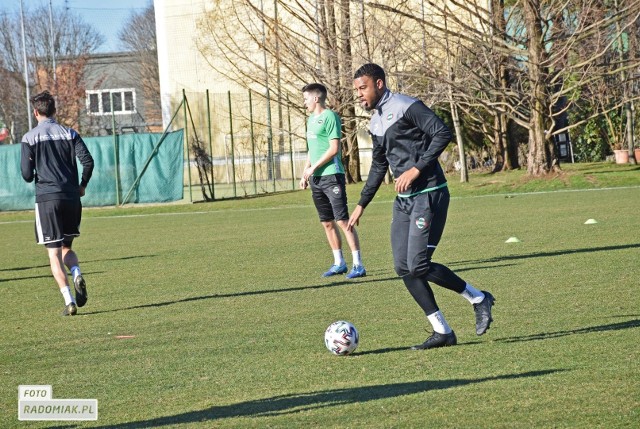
left=324, top=320, right=359, bottom=355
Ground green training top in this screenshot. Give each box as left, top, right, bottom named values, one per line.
left=306, top=109, right=344, bottom=176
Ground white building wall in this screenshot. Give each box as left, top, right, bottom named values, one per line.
left=154, top=0, right=244, bottom=128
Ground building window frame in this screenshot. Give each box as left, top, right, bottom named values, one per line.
left=86, top=88, right=137, bottom=116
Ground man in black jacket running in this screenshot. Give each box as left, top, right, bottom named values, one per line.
left=348, top=64, right=495, bottom=350
left=21, top=91, right=94, bottom=316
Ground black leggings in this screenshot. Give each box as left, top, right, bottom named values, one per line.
left=391, top=189, right=465, bottom=315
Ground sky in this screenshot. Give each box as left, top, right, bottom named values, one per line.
left=34, top=0, right=153, bottom=53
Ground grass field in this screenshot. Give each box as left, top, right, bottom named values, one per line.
left=1, top=163, right=639, bottom=428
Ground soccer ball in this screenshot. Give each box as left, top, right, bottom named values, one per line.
left=324, top=321, right=359, bottom=355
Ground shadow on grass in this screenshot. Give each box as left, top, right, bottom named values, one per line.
left=89, top=369, right=563, bottom=428
left=81, top=276, right=399, bottom=316
left=0, top=255, right=156, bottom=286
left=0, top=263, right=50, bottom=272
left=1, top=271, right=104, bottom=284
left=454, top=262, right=518, bottom=273
left=496, top=319, right=640, bottom=343
left=449, top=243, right=640, bottom=266
left=0, top=273, right=52, bottom=283
left=0, top=255, right=157, bottom=274
left=352, top=346, right=410, bottom=355
left=354, top=338, right=489, bottom=356
left=1, top=254, right=156, bottom=286
left=84, top=254, right=160, bottom=263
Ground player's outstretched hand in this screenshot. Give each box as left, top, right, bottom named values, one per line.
left=347, top=205, right=363, bottom=231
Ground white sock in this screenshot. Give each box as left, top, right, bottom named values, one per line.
left=333, top=250, right=345, bottom=266
left=352, top=250, right=362, bottom=267
left=71, top=266, right=81, bottom=281
left=461, top=283, right=485, bottom=304
left=427, top=310, right=452, bottom=334
left=60, top=286, right=75, bottom=305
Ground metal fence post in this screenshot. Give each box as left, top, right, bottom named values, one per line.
left=183, top=89, right=192, bottom=202
left=249, top=90, right=257, bottom=195
left=287, top=96, right=295, bottom=190
left=228, top=91, right=237, bottom=198
left=266, top=88, right=275, bottom=192
left=206, top=89, right=215, bottom=200
left=110, top=92, right=121, bottom=205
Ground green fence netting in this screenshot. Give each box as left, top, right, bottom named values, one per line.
left=0, top=130, right=184, bottom=211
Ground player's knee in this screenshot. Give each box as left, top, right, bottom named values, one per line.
left=321, top=220, right=335, bottom=230
left=394, top=263, right=409, bottom=277
left=407, top=260, right=430, bottom=278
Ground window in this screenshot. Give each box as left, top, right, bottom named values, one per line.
left=101, top=92, right=111, bottom=113
left=86, top=89, right=136, bottom=116
left=88, top=93, right=100, bottom=114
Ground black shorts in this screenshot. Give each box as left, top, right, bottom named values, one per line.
left=34, top=199, right=82, bottom=248
left=309, top=174, right=349, bottom=222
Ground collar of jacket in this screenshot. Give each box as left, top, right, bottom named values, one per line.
left=375, top=89, right=392, bottom=115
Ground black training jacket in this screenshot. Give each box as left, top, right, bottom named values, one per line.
left=21, top=118, right=94, bottom=203
left=358, top=89, right=452, bottom=208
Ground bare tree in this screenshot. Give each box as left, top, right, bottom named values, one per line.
left=368, top=0, right=640, bottom=176
left=195, top=0, right=640, bottom=178
left=613, top=0, right=638, bottom=163
left=197, top=0, right=368, bottom=181
left=0, top=5, right=103, bottom=140
left=118, top=1, right=161, bottom=122
left=36, top=56, right=89, bottom=130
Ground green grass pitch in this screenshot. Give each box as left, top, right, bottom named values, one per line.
left=1, top=177, right=639, bottom=428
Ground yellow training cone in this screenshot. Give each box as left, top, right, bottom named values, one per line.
left=505, top=237, right=521, bottom=243
left=584, top=219, right=598, bottom=224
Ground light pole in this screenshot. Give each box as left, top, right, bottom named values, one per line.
left=48, top=0, right=57, bottom=87
left=20, top=0, right=32, bottom=130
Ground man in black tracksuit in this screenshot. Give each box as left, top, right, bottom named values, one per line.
left=348, top=64, right=495, bottom=350
left=21, top=91, right=94, bottom=316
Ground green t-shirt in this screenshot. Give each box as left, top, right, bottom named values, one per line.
left=306, top=109, right=344, bottom=176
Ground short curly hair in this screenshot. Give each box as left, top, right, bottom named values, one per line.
left=353, top=63, right=386, bottom=83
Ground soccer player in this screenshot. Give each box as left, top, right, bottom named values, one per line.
left=21, top=91, right=94, bottom=316
left=300, top=83, right=366, bottom=279
left=348, top=64, right=495, bottom=349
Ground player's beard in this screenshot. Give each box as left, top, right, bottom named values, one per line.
left=362, top=89, right=383, bottom=111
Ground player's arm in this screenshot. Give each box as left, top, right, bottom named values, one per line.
left=20, top=141, right=35, bottom=183
left=349, top=135, right=388, bottom=230
left=407, top=101, right=452, bottom=171
left=302, top=138, right=339, bottom=181
left=74, top=132, right=94, bottom=195
left=300, top=155, right=312, bottom=189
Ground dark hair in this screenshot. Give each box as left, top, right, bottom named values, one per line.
left=353, top=63, right=386, bottom=83
left=30, top=91, right=56, bottom=117
left=302, top=83, right=327, bottom=102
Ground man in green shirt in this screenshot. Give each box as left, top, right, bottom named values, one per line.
left=300, top=83, right=366, bottom=279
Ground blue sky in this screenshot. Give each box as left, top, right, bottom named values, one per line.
left=46, top=0, right=152, bottom=53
